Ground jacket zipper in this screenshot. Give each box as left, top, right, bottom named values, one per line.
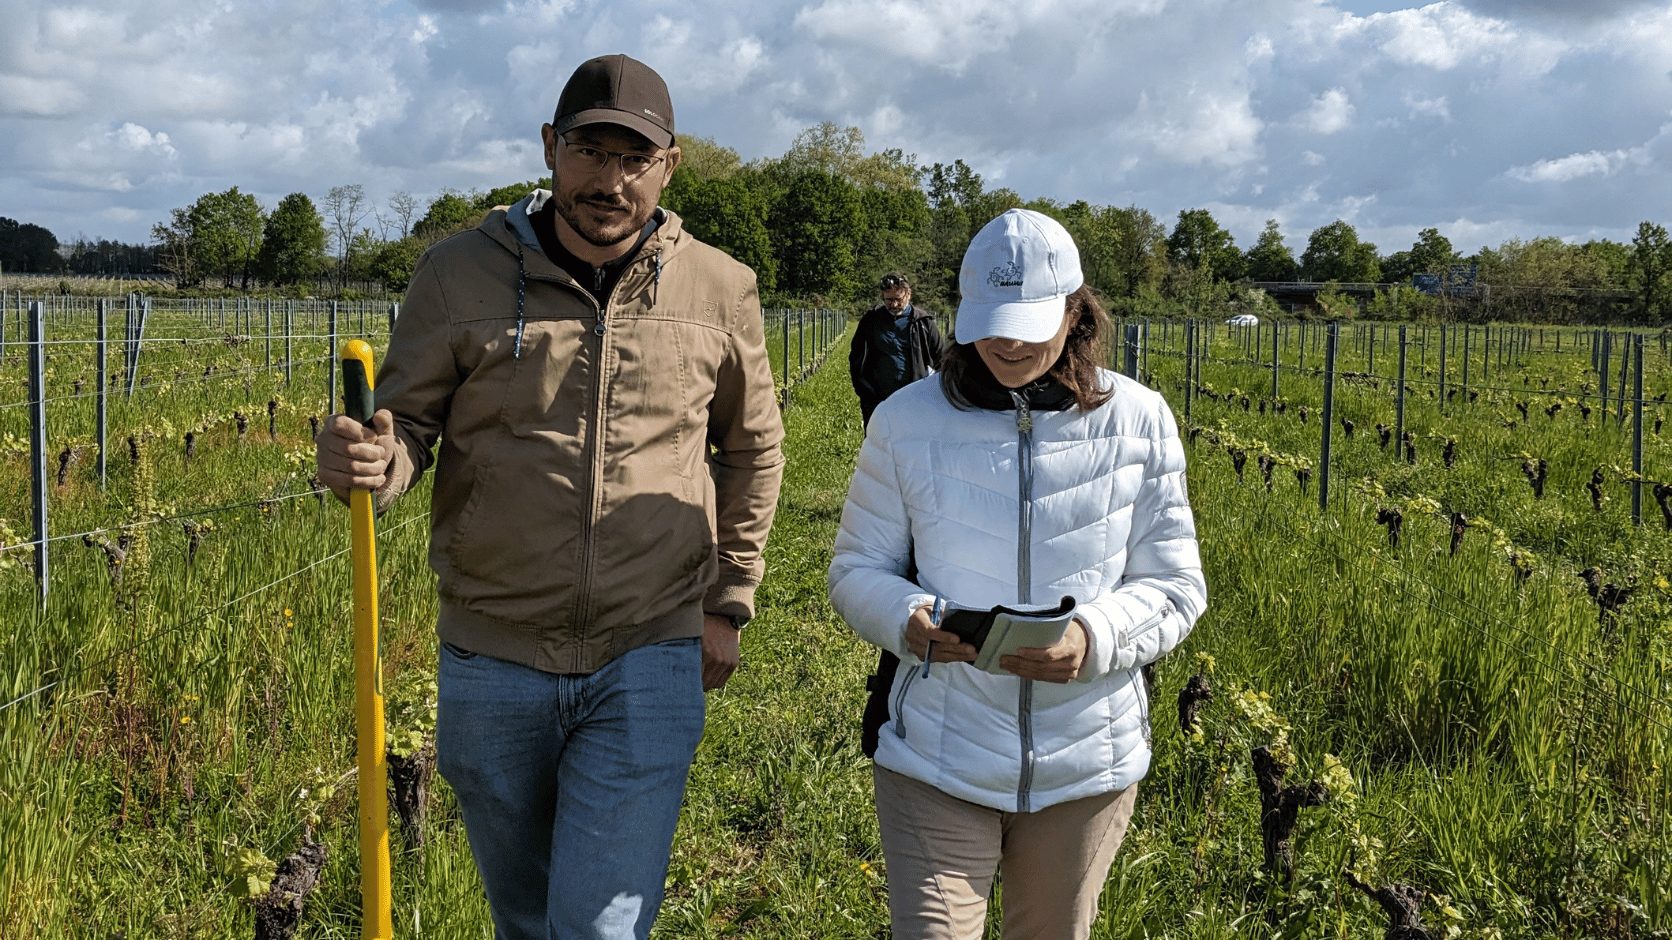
left=1010, top=389, right=1037, bottom=813
left=1132, top=666, right=1153, bottom=746
left=569, top=253, right=650, bottom=667
left=892, top=666, right=918, bottom=739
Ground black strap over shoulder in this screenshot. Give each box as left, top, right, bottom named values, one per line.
left=860, top=650, right=899, bottom=759
left=860, top=549, right=918, bottom=759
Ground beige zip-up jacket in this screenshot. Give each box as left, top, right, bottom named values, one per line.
left=376, top=192, right=785, bottom=674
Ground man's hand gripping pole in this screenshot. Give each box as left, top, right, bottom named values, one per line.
left=342, top=340, right=393, bottom=940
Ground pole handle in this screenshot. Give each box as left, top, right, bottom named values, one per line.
left=339, top=338, right=392, bottom=939
left=341, top=339, right=376, bottom=425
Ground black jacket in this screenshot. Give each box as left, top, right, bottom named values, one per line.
left=848, top=304, right=946, bottom=425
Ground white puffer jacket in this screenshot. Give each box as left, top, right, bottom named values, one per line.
left=828, top=368, right=1205, bottom=812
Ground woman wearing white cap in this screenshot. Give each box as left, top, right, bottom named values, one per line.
left=829, top=208, right=1206, bottom=938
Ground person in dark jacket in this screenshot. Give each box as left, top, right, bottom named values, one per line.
left=849, top=272, right=946, bottom=425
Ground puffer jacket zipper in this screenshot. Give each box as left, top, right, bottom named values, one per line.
left=1010, top=389, right=1038, bottom=813
left=892, top=666, right=917, bottom=739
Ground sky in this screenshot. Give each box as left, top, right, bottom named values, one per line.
left=3, top=0, right=1670, bottom=259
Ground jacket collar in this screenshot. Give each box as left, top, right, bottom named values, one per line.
left=489, top=190, right=687, bottom=279
left=869, top=302, right=934, bottom=323
left=955, top=357, right=1077, bottom=412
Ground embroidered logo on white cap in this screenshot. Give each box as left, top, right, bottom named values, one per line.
left=954, top=208, right=1084, bottom=345
left=987, top=262, right=1024, bottom=288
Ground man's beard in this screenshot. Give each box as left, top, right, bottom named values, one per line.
left=555, top=191, right=647, bottom=248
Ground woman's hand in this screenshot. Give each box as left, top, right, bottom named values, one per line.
left=904, top=605, right=977, bottom=664
left=1001, top=618, right=1089, bottom=683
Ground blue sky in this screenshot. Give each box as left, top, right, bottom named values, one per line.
left=2, top=0, right=1669, bottom=259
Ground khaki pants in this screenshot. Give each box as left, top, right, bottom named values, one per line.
left=872, top=765, right=1138, bottom=940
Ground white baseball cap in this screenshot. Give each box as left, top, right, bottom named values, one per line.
left=954, top=208, right=1084, bottom=344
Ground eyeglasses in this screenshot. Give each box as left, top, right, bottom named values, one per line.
left=557, top=135, right=667, bottom=179
left=880, top=275, right=909, bottom=290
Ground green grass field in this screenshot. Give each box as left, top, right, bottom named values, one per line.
left=1, top=314, right=1667, bottom=938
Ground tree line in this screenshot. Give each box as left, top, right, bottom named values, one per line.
left=6, top=122, right=1672, bottom=324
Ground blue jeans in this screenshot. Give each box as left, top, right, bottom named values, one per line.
left=436, top=637, right=705, bottom=940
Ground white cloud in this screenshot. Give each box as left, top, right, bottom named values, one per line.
left=793, top=0, right=1019, bottom=69
left=1126, top=86, right=1264, bottom=167
left=107, top=123, right=178, bottom=157
left=1297, top=88, right=1355, bottom=134
left=0, top=0, right=1668, bottom=254
left=1405, top=94, right=1451, bottom=121
left=0, top=76, right=88, bottom=116
left=1371, top=3, right=1520, bottom=71
left=1507, top=150, right=1631, bottom=183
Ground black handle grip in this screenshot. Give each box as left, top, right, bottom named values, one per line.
left=342, top=357, right=375, bottom=426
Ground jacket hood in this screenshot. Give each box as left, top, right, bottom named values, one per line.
left=483, top=190, right=694, bottom=276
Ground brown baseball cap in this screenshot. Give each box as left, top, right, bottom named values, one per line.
left=553, top=54, right=675, bottom=149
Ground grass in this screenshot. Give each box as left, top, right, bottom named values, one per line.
left=1, top=312, right=1668, bottom=938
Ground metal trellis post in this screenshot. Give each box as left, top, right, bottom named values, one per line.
left=1396, top=325, right=1407, bottom=466
left=1320, top=321, right=1339, bottom=513
left=97, top=299, right=108, bottom=489
left=29, top=302, right=48, bottom=605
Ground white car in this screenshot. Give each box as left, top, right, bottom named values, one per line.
left=1226, top=314, right=1260, bottom=326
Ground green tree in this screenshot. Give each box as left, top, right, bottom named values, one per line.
left=1475, top=236, right=1618, bottom=322
left=851, top=147, right=922, bottom=192
left=473, top=179, right=549, bottom=214
left=1244, top=220, right=1298, bottom=282
left=1167, top=209, right=1242, bottom=281
left=675, top=135, right=744, bottom=181
left=322, top=184, right=369, bottom=287
left=415, top=192, right=475, bottom=242
left=257, top=193, right=327, bottom=287
left=189, top=183, right=264, bottom=286
left=1629, top=222, right=1672, bottom=322
left=854, top=184, right=933, bottom=299
left=672, top=173, right=778, bottom=293
left=779, top=122, right=866, bottom=180
left=1384, top=227, right=1456, bottom=286
left=367, top=236, right=425, bottom=294
left=1409, top=227, right=1455, bottom=275
left=151, top=207, right=201, bottom=287
left=1301, top=220, right=1380, bottom=283
left=1107, top=205, right=1168, bottom=301
left=1580, top=239, right=1630, bottom=289
left=769, top=169, right=862, bottom=299
left=923, top=160, right=988, bottom=298
left=1055, top=201, right=1165, bottom=303
left=0, top=217, right=64, bottom=273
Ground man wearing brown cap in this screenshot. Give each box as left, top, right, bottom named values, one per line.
left=315, top=53, right=784, bottom=939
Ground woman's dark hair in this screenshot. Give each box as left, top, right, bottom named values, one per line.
left=940, top=284, right=1114, bottom=412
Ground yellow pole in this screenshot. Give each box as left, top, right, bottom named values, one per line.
left=341, top=340, right=392, bottom=940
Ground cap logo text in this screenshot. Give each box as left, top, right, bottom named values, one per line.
left=987, top=262, right=1023, bottom=288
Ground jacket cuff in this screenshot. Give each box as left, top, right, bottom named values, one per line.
left=376, top=433, right=422, bottom=513
left=1074, top=606, right=1117, bottom=683
left=704, top=577, right=759, bottom=626
left=899, top=592, right=935, bottom=661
